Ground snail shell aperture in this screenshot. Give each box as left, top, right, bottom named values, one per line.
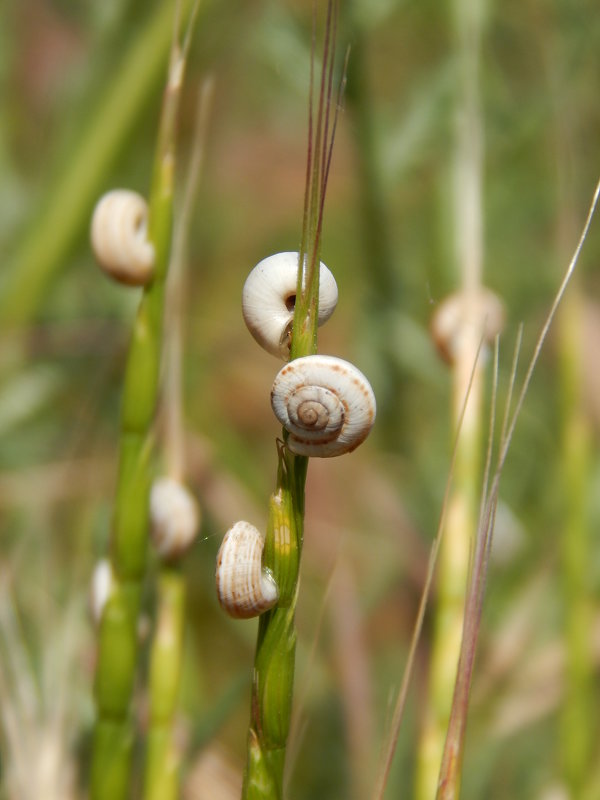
left=90, top=189, right=155, bottom=286
left=149, top=477, right=200, bottom=560
left=215, top=521, right=279, bottom=619
left=271, top=354, right=376, bottom=457
left=242, top=251, right=338, bottom=358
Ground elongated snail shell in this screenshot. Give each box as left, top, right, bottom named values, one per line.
left=242, top=251, right=338, bottom=358
left=149, top=477, right=200, bottom=560
left=90, top=558, right=114, bottom=625
left=215, top=521, right=279, bottom=619
left=90, top=189, right=155, bottom=286
left=431, top=287, right=505, bottom=364
left=271, top=354, right=376, bottom=457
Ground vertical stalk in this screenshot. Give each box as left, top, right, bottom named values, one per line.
left=243, top=465, right=303, bottom=799
left=550, top=21, right=594, bottom=785
left=144, top=569, right=187, bottom=800
left=142, top=76, right=212, bottom=800
left=242, top=3, right=341, bottom=796
left=417, top=0, right=486, bottom=797
left=91, top=15, right=190, bottom=800
left=557, top=290, right=593, bottom=796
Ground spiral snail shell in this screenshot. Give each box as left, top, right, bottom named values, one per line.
left=431, top=287, right=505, bottom=364
left=90, top=189, right=155, bottom=286
left=242, top=252, right=338, bottom=358
left=215, top=521, right=279, bottom=619
left=149, top=477, right=200, bottom=560
left=271, top=354, right=376, bottom=457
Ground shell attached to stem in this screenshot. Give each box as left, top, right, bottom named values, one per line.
left=90, top=189, right=155, bottom=286
left=149, top=477, right=200, bottom=560
left=271, top=354, right=376, bottom=457
left=242, top=251, right=338, bottom=358
left=216, top=521, right=279, bottom=619
left=431, top=287, right=505, bottom=364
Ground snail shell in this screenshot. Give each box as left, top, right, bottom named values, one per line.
left=271, top=354, right=376, bottom=457
left=215, top=521, right=278, bottom=619
left=431, top=287, right=505, bottom=364
left=242, top=251, right=338, bottom=358
left=149, top=477, right=200, bottom=560
left=90, top=189, right=155, bottom=286
left=90, top=558, right=114, bottom=625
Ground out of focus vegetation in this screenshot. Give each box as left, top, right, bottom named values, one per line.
left=1, top=1, right=599, bottom=798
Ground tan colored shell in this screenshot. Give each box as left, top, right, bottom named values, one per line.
left=242, top=251, right=338, bottom=358
left=215, top=521, right=278, bottom=619
left=431, top=287, right=505, bottom=364
left=150, top=477, right=200, bottom=560
left=271, top=354, right=376, bottom=457
left=90, top=558, right=113, bottom=625
left=90, top=189, right=155, bottom=286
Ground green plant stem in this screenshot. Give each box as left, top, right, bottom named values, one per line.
left=417, top=0, right=486, bottom=795
left=143, top=568, right=186, bottom=800
left=91, top=24, right=186, bottom=800
left=0, top=0, right=194, bottom=327
left=558, top=290, right=593, bottom=795
left=243, top=460, right=305, bottom=799
left=417, top=365, right=482, bottom=800
left=242, top=5, right=340, bottom=794
left=142, top=75, right=212, bottom=800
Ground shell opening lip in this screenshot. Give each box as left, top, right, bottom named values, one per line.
left=241, top=252, right=338, bottom=359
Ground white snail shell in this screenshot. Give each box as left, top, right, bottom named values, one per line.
left=271, top=354, right=376, bottom=457
left=242, top=252, right=338, bottom=358
left=149, top=477, right=200, bottom=560
left=215, top=521, right=279, bottom=619
left=431, top=287, right=505, bottom=364
left=90, top=189, right=155, bottom=286
left=90, top=558, right=114, bottom=625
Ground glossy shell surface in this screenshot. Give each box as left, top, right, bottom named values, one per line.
left=150, top=477, right=200, bottom=560
left=216, top=521, right=279, bottom=619
left=242, top=251, right=338, bottom=358
left=271, top=354, right=376, bottom=457
left=90, top=189, right=155, bottom=286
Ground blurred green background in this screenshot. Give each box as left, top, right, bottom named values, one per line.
left=1, top=1, right=600, bottom=798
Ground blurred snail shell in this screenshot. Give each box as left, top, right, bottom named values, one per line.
left=150, top=477, right=200, bottom=560
left=271, top=354, right=376, bottom=457
left=215, top=521, right=278, bottom=619
left=90, top=189, right=155, bottom=286
left=90, top=558, right=114, bottom=625
left=431, top=287, right=505, bottom=364
left=242, top=251, right=338, bottom=358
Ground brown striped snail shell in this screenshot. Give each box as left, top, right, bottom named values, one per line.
left=215, top=521, right=278, bottom=619
left=90, top=189, right=155, bottom=286
left=149, top=477, right=200, bottom=560
left=242, top=252, right=338, bottom=358
left=271, top=354, right=376, bottom=457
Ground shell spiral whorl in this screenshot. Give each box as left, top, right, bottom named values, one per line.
left=242, top=251, right=338, bottom=358
left=215, top=521, right=279, bottom=619
left=271, top=354, right=376, bottom=457
left=90, top=189, right=155, bottom=286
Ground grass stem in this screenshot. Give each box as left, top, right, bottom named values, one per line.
left=91, top=9, right=194, bottom=797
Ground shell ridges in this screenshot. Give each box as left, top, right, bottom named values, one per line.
left=271, top=354, right=376, bottom=457
left=216, top=521, right=279, bottom=619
